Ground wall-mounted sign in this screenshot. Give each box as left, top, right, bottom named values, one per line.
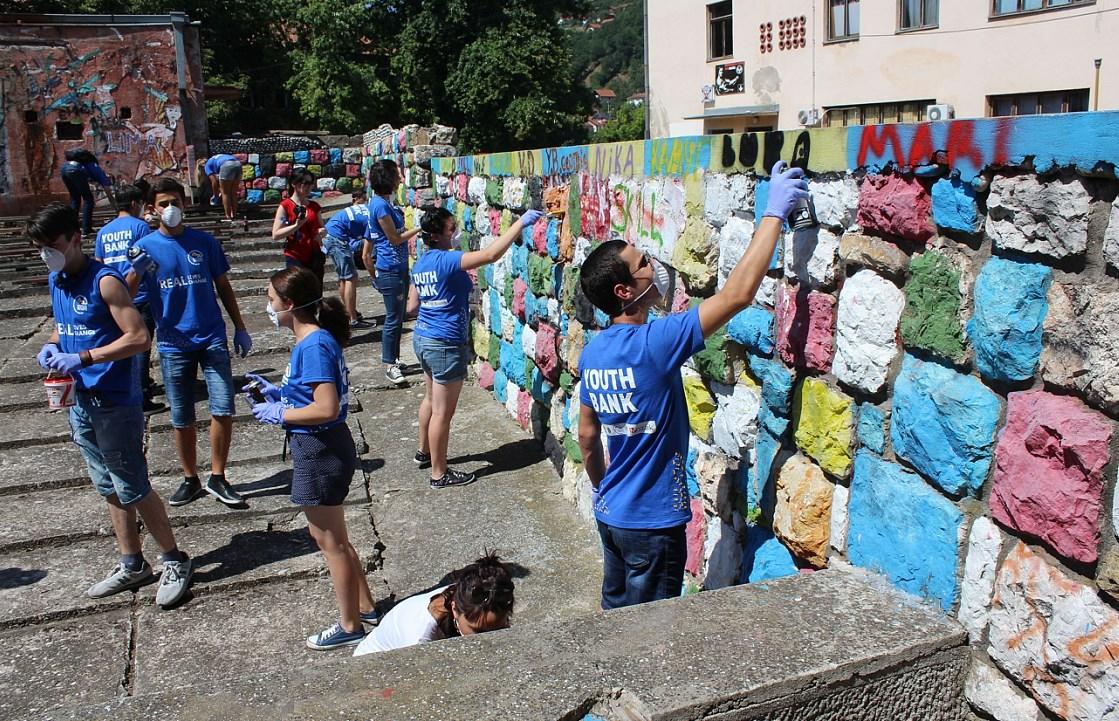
left=715, top=62, right=745, bottom=95
left=701, top=84, right=715, bottom=103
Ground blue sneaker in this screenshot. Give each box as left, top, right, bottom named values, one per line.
left=360, top=608, right=381, bottom=628
left=306, top=622, right=365, bottom=650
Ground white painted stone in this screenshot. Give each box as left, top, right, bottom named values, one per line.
left=546, top=298, right=560, bottom=326
left=500, top=306, right=516, bottom=343
left=502, top=177, right=527, bottom=210
left=988, top=542, right=1119, bottom=721
left=548, top=390, right=567, bottom=441
left=481, top=290, right=492, bottom=332
left=635, top=177, right=685, bottom=266
left=520, top=325, right=537, bottom=360
left=710, top=380, right=761, bottom=460
left=1103, top=197, right=1119, bottom=271
left=986, top=175, right=1091, bottom=259
left=435, top=174, right=452, bottom=198
left=247, top=153, right=260, bottom=165
left=475, top=201, right=492, bottom=234
left=756, top=276, right=778, bottom=307
left=784, top=226, right=841, bottom=288
left=965, top=658, right=1040, bottom=721
left=505, top=380, right=520, bottom=417
left=703, top=515, right=741, bottom=590
left=574, top=236, right=593, bottom=266
left=811, top=176, right=859, bottom=230
left=829, top=483, right=849, bottom=554
left=267, top=176, right=287, bottom=190
left=694, top=440, right=734, bottom=518
left=490, top=249, right=509, bottom=294
left=568, top=381, right=582, bottom=431
left=717, top=216, right=755, bottom=290
left=831, top=269, right=905, bottom=394
left=467, top=176, right=487, bottom=205
left=704, top=173, right=754, bottom=227
left=958, top=516, right=1003, bottom=644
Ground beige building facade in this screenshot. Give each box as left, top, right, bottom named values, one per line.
left=647, top=0, right=1118, bottom=137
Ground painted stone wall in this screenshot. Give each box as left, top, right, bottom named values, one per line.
left=0, top=20, right=207, bottom=214
left=407, top=113, right=1119, bottom=721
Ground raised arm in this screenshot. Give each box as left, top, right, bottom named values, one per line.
left=459, top=210, right=543, bottom=272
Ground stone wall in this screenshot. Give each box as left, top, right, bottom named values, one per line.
left=398, top=113, right=1119, bottom=721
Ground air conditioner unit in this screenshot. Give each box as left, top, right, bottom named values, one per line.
left=927, top=103, right=955, bottom=121
left=797, top=108, right=820, bottom=127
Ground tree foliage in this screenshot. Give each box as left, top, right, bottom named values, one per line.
left=590, top=100, right=644, bottom=144
left=567, top=1, right=645, bottom=101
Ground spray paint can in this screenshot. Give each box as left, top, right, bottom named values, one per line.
left=789, top=195, right=818, bottom=230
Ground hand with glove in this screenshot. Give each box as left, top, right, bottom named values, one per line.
left=46, top=352, right=84, bottom=375
left=37, top=343, right=60, bottom=370
left=233, top=329, right=252, bottom=358
left=128, top=249, right=156, bottom=277
left=242, top=373, right=281, bottom=402
left=519, top=209, right=544, bottom=227
left=252, top=401, right=286, bottom=425
left=762, top=160, right=810, bottom=221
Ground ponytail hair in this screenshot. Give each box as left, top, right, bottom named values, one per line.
left=268, top=267, right=351, bottom=345
left=419, top=207, right=454, bottom=246
left=437, top=550, right=515, bottom=638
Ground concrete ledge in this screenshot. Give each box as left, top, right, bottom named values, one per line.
left=54, top=567, right=968, bottom=721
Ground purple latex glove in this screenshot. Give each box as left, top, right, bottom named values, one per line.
left=252, top=401, right=285, bottom=425
left=762, top=161, right=810, bottom=221
left=242, top=373, right=281, bottom=402
left=233, top=329, right=252, bottom=358
left=520, top=209, right=544, bottom=227
left=129, top=250, right=155, bottom=276
left=46, top=352, right=83, bottom=375
left=37, top=343, right=60, bottom=370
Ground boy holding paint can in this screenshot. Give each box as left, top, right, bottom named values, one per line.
left=28, top=202, right=193, bottom=607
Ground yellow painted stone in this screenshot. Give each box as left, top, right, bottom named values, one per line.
left=737, top=370, right=760, bottom=392
left=683, top=375, right=717, bottom=441
left=472, top=322, right=489, bottom=360
left=500, top=208, right=512, bottom=234
left=403, top=206, right=414, bottom=230
left=793, top=377, right=854, bottom=478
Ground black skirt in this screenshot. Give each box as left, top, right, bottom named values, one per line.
left=289, top=423, right=357, bottom=506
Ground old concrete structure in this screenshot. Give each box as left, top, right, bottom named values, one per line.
left=0, top=13, right=208, bottom=214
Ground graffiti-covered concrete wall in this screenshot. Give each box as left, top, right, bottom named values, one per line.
left=406, top=112, right=1119, bottom=721
left=0, top=14, right=207, bottom=214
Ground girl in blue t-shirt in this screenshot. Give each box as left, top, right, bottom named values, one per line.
left=245, top=267, right=378, bottom=650
left=406, top=206, right=543, bottom=488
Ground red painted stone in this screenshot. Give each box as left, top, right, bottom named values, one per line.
left=275, top=163, right=292, bottom=178
left=685, top=498, right=706, bottom=576
left=513, top=279, right=528, bottom=320
left=856, top=174, right=935, bottom=245
left=776, top=284, right=836, bottom=372
left=990, top=390, right=1112, bottom=564
left=310, top=148, right=329, bottom=164
left=517, top=391, right=532, bottom=431
left=252, top=178, right=268, bottom=190
left=535, top=323, right=560, bottom=382
left=477, top=362, right=495, bottom=390
left=456, top=174, right=469, bottom=202
left=580, top=174, right=611, bottom=241
left=345, top=164, right=360, bottom=178
left=672, top=284, right=691, bottom=314
left=489, top=209, right=502, bottom=236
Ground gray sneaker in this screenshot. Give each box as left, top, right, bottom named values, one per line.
left=385, top=364, right=406, bottom=386
left=86, top=562, right=154, bottom=598
left=155, top=556, right=194, bottom=608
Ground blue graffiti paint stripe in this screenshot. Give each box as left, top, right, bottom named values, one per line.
left=66, top=49, right=102, bottom=70
left=542, top=146, right=589, bottom=177
left=643, top=137, right=712, bottom=177
left=145, top=86, right=169, bottom=102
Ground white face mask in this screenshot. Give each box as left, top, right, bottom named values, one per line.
left=451, top=230, right=462, bottom=245
left=40, top=246, right=67, bottom=273
left=267, top=297, right=321, bottom=327
left=619, top=257, right=671, bottom=314
left=161, top=205, right=183, bottom=228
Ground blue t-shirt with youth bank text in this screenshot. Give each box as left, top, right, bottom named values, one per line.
left=368, top=196, right=406, bottom=272
left=579, top=308, right=706, bottom=530
left=204, top=154, right=238, bottom=175
left=280, top=329, right=349, bottom=434
left=135, top=228, right=231, bottom=352
left=411, top=249, right=472, bottom=345
left=95, top=215, right=152, bottom=305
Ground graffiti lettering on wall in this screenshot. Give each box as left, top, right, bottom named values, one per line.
left=589, top=141, right=643, bottom=180
left=607, top=174, right=685, bottom=263
left=644, top=137, right=711, bottom=177
left=543, top=146, right=590, bottom=177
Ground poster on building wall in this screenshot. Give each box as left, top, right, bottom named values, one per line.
left=701, top=85, right=715, bottom=103
left=715, top=62, right=745, bottom=95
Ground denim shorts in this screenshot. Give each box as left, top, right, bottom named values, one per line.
left=413, top=335, right=469, bottom=385
left=70, top=394, right=151, bottom=506
left=218, top=160, right=242, bottom=182
left=323, top=234, right=356, bottom=281
left=159, top=344, right=236, bottom=428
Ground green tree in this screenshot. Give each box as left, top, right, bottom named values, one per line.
left=591, top=100, right=644, bottom=143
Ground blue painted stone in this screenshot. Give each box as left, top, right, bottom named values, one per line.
left=562, top=396, right=573, bottom=431
left=546, top=218, right=560, bottom=260
left=511, top=244, right=530, bottom=279
left=500, top=341, right=525, bottom=386
left=686, top=446, right=701, bottom=497
left=488, top=289, right=502, bottom=333
left=593, top=308, right=611, bottom=329
left=560, top=311, right=570, bottom=337
left=293, top=150, right=310, bottom=165
left=856, top=403, right=886, bottom=454
left=848, top=451, right=964, bottom=612
left=758, top=402, right=789, bottom=439
left=524, top=292, right=540, bottom=326
left=748, top=355, right=794, bottom=416
left=551, top=262, right=564, bottom=298
left=245, top=189, right=264, bottom=205
left=966, top=257, right=1052, bottom=382
left=520, top=223, right=533, bottom=246
left=493, top=369, right=509, bottom=403
left=727, top=307, right=775, bottom=356
left=891, top=355, right=1001, bottom=496
left=444, top=197, right=456, bottom=214
left=483, top=264, right=494, bottom=288
left=931, top=177, right=979, bottom=233
left=463, top=206, right=473, bottom=233
left=329, top=147, right=342, bottom=164
left=740, top=525, right=798, bottom=583
left=752, top=179, right=784, bottom=270
left=744, top=429, right=781, bottom=519
left=530, top=368, right=553, bottom=404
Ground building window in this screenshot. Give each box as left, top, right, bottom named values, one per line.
left=900, top=0, right=938, bottom=30
left=992, top=0, right=1093, bottom=17
left=828, top=0, right=859, bottom=41
left=988, top=89, right=1090, bottom=116
left=56, top=122, right=83, bottom=140
left=708, top=1, right=733, bottom=60
left=822, top=99, right=935, bottom=127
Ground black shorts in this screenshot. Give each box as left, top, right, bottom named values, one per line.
left=289, top=423, right=357, bottom=506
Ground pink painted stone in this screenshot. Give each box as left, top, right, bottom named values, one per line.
left=535, top=323, right=560, bottom=382
left=252, top=178, right=268, bottom=190
left=532, top=218, right=549, bottom=255
left=990, top=390, right=1112, bottom=564
left=489, top=209, right=502, bottom=236
left=580, top=174, right=611, bottom=242
left=345, top=164, right=360, bottom=178
left=466, top=267, right=477, bottom=284
left=477, top=362, right=495, bottom=390
left=275, top=163, right=292, bottom=178
left=685, top=497, right=706, bottom=577
left=517, top=391, right=533, bottom=431
left=456, top=173, right=469, bottom=202
left=856, top=174, right=935, bottom=245
left=513, top=279, right=528, bottom=320
left=776, top=284, right=836, bottom=372
left=310, top=148, right=329, bottom=164
left=672, top=284, right=691, bottom=314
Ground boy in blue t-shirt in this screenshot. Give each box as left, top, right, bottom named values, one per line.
left=322, top=191, right=374, bottom=329
left=577, top=161, right=807, bottom=610
left=127, top=178, right=253, bottom=509
left=94, top=184, right=161, bottom=412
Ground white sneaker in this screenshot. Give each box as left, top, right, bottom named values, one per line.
left=155, top=556, right=193, bottom=607
left=385, top=364, right=406, bottom=386
left=86, top=562, right=153, bottom=598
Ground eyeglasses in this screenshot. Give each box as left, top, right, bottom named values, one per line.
left=630, top=252, right=651, bottom=275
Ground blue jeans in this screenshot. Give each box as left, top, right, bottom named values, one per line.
left=61, top=165, right=95, bottom=236
left=324, top=235, right=356, bottom=281
left=159, top=344, right=235, bottom=428
left=375, top=269, right=406, bottom=364
left=597, top=521, right=687, bottom=610
left=70, top=394, right=151, bottom=506
left=413, top=335, right=468, bottom=385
